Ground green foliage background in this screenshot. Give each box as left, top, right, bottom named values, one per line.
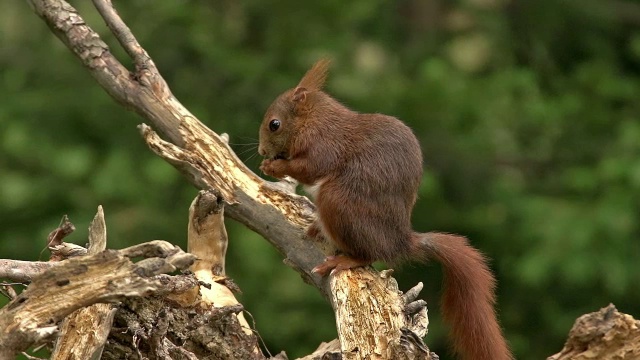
left=2, top=1, right=640, bottom=359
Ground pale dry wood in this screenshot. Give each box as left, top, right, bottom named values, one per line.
left=548, top=304, right=640, bottom=360
left=48, top=243, right=88, bottom=259
left=330, top=269, right=432, bottom=360
left=332, top=269, right=404, bottom=359
left=187, top=190, right=253, bottom=337
left=25, top=0, right=432, bottom=358
left=87, top=206, right=108, bottom=255
left=0, top=260, right=54, bottom=283
left=188, top=191, right=229, bottom=276
left=52, top=206, right=116, bottom=360
left=297, top=340, right=341, bottom=360
left=402, top=283, right=429, bottom=340
left=0, top=240, right=195, bottom=359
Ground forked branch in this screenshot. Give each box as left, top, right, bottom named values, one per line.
left=25, top=1, right=432, bottom=359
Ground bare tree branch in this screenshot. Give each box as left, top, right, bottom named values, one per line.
left=27, top=0, right=328, bottom=291
left=0, top=240, right=196, bottom=358
left=0, top=260, right=55, bottom=283
left=46, top=215, right=76, bottom=248
left=187, top=190, right=254, bottom=337
left=52, top=206, right=114, bottom=360
left=27, top=0, right=182, bottom=144
left=47, top=215, right=83, bottom=261
left=24, top=0, right=433, bottom=358
left=91, top=0, right=157, bottom=70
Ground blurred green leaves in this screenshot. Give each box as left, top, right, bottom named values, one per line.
left=1, top=1, right=639, bottom=360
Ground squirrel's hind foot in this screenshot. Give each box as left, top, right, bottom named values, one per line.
left=312, top=255, right=370, bottom=276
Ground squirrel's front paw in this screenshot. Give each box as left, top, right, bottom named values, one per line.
left=260, top=158, right=285, bottom=178
left=259, top=159, right=273, bottom=175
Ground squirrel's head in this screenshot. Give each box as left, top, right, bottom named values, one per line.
left=258, top=59, right=331, bottom=160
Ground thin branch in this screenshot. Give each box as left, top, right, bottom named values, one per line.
left=46, top=215, right=79, bottom=261
left=27, top=0, right=184, bottom=145
left=0, top=284, right=19, bottom=300
left=0, top=260, right=55, bottom=283
left=91, top=0, right=155, bottom=69
left=46, top=215, right=76, bottom=248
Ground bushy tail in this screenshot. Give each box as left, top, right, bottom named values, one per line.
left=412, top=232, right=511, bottom=360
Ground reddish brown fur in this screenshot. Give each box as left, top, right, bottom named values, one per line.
left=297, top=58, right=331, bottom=91
left=415, top=232, right=511, bottom=360
left=258, top=60, right=511, bottom=360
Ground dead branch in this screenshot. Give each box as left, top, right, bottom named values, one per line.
left=46, top=215, right=76, bottom=248
left=187, top=190, right=253, bottom=337
left=0, top=260, right=55, bottom=283
left=104, top=295, right=263, bottom=360
left=52, top=206, right=115, bottom=360
left=297, top=340, right=341, bottom=360
left=25, top=0, right=432, bottom=358
left=96, top=192, right=264, bottom=360
left=47, top=215, right=85, bottom=261
left=26, top=0, right=326, bottom=292
left=548, top=304, right=640, bottom=360
left=329, top=269, right=431, bottom=360
left=0, top=240, right=195, bottom=359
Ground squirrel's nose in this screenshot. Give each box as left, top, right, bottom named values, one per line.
left=258, top=146, right=265, bottom=157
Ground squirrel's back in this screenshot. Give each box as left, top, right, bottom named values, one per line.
left=311, top=112, right=422, bottom=262
left=338, top=113, right=422, bottom=201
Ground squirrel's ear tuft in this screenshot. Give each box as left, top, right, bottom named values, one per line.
left=297, top=58, right=331, bottom=91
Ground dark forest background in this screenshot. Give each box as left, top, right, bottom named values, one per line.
left=1, top=1, right=640, bottom=359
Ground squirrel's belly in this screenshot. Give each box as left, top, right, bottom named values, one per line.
left=302, top=178, right=326, bottom=201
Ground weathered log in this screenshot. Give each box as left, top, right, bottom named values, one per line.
left=0, top=240, right=195, bottom=359
left=548, top=304, right=640, bottom=360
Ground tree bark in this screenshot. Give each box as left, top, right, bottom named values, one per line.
left=548, top=304, right=640, bottom=360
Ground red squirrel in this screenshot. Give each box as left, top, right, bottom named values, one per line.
left=258, top=59, right=511, bottom=360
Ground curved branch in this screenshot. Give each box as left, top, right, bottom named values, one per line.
left=24, top=1, right=432, bottom=358
left=28, top=0, right=182, bottom=144
left=28, top=0, right=327, bottom=291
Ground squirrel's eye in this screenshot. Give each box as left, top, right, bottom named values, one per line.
left=268, top=119, right=281, bottom=132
